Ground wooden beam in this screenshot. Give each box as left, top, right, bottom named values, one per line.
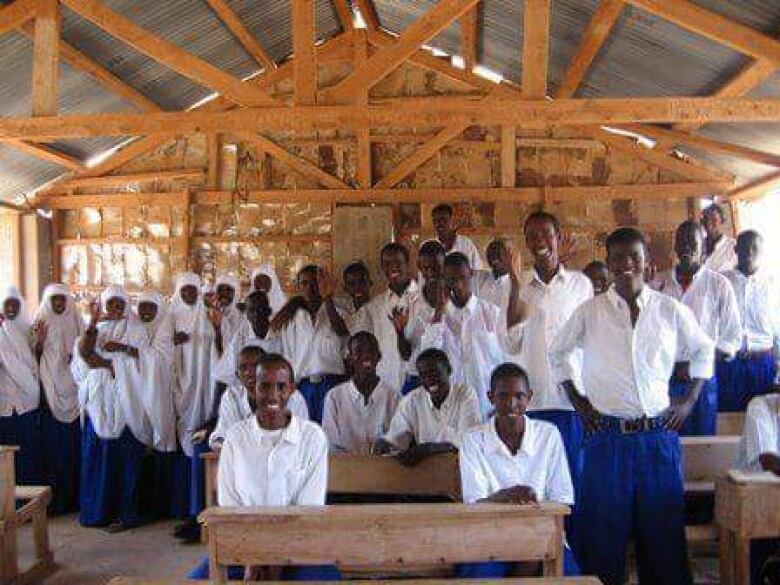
left=0, top=200, right=26, bottom=213
left=0, top=138, right=83, bottom=171
left=60, top=0, right=280, bottom=107
left=555, top=0, right=625, bottom=98
left=0, top=0, right=48, bottom=36
left=322, top=0, right=481, bottom=103
left=46, top=169, right=204, bottom=191
left=75, top=134, right=177, bottom=179
left=292, top=0, right=317, bottom=105
left=355, top=31, right=371, bottom=188
left=501, top=125, right=516, bottom=187
left=205, top=0, right=275, bottom=70
left=353, top=0, right=379, bottom=30
left=622, top=124, right=780, bottom=168
left=726, top=170, right=780, bottom=202
left=332, top=0, right=353, bottom=31
left=522, top=0, right=551, bottom=98
left=38, top=190, right=188, bottom=209
left=460, top=6, right=478, bottom=71
left=236, top=132, right=351, bottom=189
left=31, top=0, right=60, bottom=117
left=625, top=0, right=780, bottom=65
left=207, top=133, right=221, bottom=188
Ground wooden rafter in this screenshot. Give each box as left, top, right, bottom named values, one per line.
left=74, top=134, right=177, bottom=179
left=207, top=133, right=221, bottom=189
left=354, top=31, right=372, bottom=188
left=0, top=138, right=83, bottom=171
left=726, top=170, right=780, bottom=202
left=205, top=0, right=275, bottom=70
left=625, top=0, right=780, bottom=65
left=31, top=0, right=59, bottom=117
left=522, top=0, right=550, bottom=98
left=46, top=169, right=205, bottom=191
left=0, top=0, right=48, bottom=36
left=321, top=0, right=481, bottom=103
left=293, top=0, right=317, bottom=105
left=332, top=0, right=354, bottom=31
left=460, top=6, right=478, bottom=71
left=60, top=0, right=280, bottom=107
left=555, top=0, right=625, bottom=98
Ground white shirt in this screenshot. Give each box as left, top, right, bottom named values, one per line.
left=550, top=286, right=715, bottom=419
left=322, top=379, right=401, bottom=453
left=440, top=234, right=485, bottom=271
left=722, top=269, right=780, bottom=354
left=737, top=394, right=780, bottom=472
left=217, top=415, right=328, bottom=507
left=365, top=281, right=420, bottom=389
left=514, top=267, right=593, bottom=411
left=212, top=320, right=282, bottom=386
left=459, top=416, right=574, bottom=505
left=652, top=266, right=742, bottom=358
left=384, top=384, right=482, bottom=449
left=279, top=304, right=345, bottom=380
left=474, top=271, right=510, bottom=310
left=704, top=235, right=737, bottom=273
left=209, top=384, right=309, bottom=449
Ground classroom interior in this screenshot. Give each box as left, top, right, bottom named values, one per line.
left=1, top=0, right=780, bottom=584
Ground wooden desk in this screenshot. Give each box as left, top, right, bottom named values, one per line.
left=201, top=503, right=570, bottom=583
left=108, top=577, right=602, bottom=585
left=715, top=474, right=780, bottom=585
left=681, top=435, right=740, bottom=493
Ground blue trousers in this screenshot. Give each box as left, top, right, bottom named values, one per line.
left=401, top=375, right=420, bottom=396
left=717, top=354, right=777, bottom=412
left=0, top=409, right=41, bottom=485
left=188, top=556, right=342, bottom=580
left=577, top=427, right=691, bottom=585
left=455, top=545, right=580, bottom=578
left=297, top=375, right=346, bottom=424
left=668, top=376, right=718, bottom=436
left=40, top=410, right=81, bottom=514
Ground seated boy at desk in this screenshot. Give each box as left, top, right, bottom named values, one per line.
left=375, top=348, right=482, bottom=466
left=457, top=362, right=579, bottom=577
left=189, top=353, right=339, bottom=581
left=322, top=331, right=400, bottom=453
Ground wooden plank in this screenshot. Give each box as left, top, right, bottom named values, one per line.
left=626, top=0, right=780, bottom=65
left=60, top=0, right=280, bottom=107
left=206, top=133, right=221, bottom=189
left=46, top=169, right=204, bottom=191
left=355, top=31, right=372, bottom=188
left=681, top=435, right=740, bottom=483
left=39, top=191, right=188, bottom=209
left=555, top=0, right=625, bottom=98
left=718, top=412, right=745, bottom=436
left=332, top=0, right=354, bottom=31
left=292, top=0, right=317, bottom=105
left=501, top=125, right=516, bottom=187
left=73, top=134, right=177, bottom=179
left=205, top=0, right=274, bottom=70
left=0, top=138, right=83, bottom=171
left=322, top=0, right=481, bottom=103
left=0, top=0, right=47, bottom=36
left=460, top=5, right=479, bottom=71
left=31, top=0, right=60, bottom=117
left=522, top=0, right=551, bottom=98
left=726, top=169, right=780, bottom=202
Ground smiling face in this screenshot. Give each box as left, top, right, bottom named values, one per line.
left=344, top=269, right=371, bottom=306
left=607, top=239, right=646, bottom=296
left=348, top=334, right=381, bottom=380
left=180, top=284, right=198, bottom=306
left=525, top=216, right=560, bottom=274
left=237, top=349, right=263, bottom=409
left=254, top=360, right=295, bottom=427
left=2, top=298, right=20, bottom=320
left=381, top=249, right=409, bottom=288
left=489, top=374, right=532, bottom=420
left=216, top=283, right=235, bottom=308
left=50, top=294, right=67, bottom=315
left=137, top=301, right=158, bottom=323
left=675, top=223, right=704, bottom=269
left=416, top=354, right=451, bottom=402
left=105, top=297, right=126, bottom=320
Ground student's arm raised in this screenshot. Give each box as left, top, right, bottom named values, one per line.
left=318, top=268, right=349, bottom=338
left=503, top=246, right=530, bottom=329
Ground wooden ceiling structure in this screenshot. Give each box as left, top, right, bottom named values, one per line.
left=1, top=0, right=780, bottom=206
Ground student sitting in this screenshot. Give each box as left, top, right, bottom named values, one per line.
left=582, top=260, right=609, bottom=295
left=322, top=332, right=400, bottom=453
left=188, top=353, right=340, bottom=581
left=457, top=362, right=579, bottom=577
left=375, top=348, right=481, bottom=467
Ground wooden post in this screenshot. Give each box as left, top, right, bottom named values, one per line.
left=0, top=447, right=19, bottom=584
left=32, top=0, right=60, bottom=117
left=501, top=125, right=516, bottom=187
left=207, top=133, right=221, bottom=189
left=293, top=0, right=316, bottom=105
left=355, top=31, right=371, bottom=188
left=522, top=0, right=550, bottom=99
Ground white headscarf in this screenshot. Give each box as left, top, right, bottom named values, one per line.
left=250, top=264, right=287, bottom=314
left=213, top=274, right=243, bottom=358
left=0, top=286, right=39, bottom=415
left=33, top=284, right=84, bottom=423
left=215, top=274, right=240, bottom=312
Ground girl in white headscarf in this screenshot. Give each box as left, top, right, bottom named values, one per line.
left=0, top=286, right=42, bottom=485
left=250, top=264, right=287, bottom=315
left=34, top=284, right=84, bottom=513
left=71, top=285, right=152, bottom=531
left=209, top=274, right=243, bottom=362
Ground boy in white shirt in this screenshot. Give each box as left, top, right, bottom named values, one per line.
left=339, top=261, right=373, bottom=335
left=376, top=348, right=482, bottom=466
left=701, top=203, right=737, bottom=272
left=473, top=238, right=511, bottom=309
left=188, top=353, right=339, bottom=581
left=432, top=203, right=484, bottom=270
left=322, top=331, right=400, bottom=453
left=457, top=362, right=579, bottom=577
left=582, top=261, right=609, bottom=295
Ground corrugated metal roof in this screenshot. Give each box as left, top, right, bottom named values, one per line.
left=0, top=144, right=66, bottom=199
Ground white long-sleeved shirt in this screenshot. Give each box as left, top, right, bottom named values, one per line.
left=704, top=235, right=737, bottom=273
left=459, top=416, right=574, bottom=505
left=513, top=267, right=593, bottom=412
left=278, top=304, right=345, bottom=380
left=439, top=234, right=485, bottom=271
left=217, top=415, right=328, bottom=506
left=722, top=269, right=780, bottom=356
left=212, top=320, right=282, bottom=386
left=322, top=379, right=400, bottom=453
left=208, top=384, right=309, bottom=449
left=550, top=286, right=715, bottom=419
left=365, top=281, right=420, bottom=389
left=652, top=266, right=742, bottom=358
left=473, top=271, right=510, bottom=310
left=737, top=393, right=780, bottom=472
left=384, top=384, right=482, bottom=450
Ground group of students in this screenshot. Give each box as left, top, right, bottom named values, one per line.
left=0, top=202, right=778, bottom=585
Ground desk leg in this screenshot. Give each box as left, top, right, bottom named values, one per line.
left=734, top=535, right=751, bottom=585
left=720, top=528, right=734, bottom=585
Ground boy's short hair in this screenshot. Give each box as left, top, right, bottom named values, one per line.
left=524, top=210, right=561, bottom=235
left=380, top=241, right=410, bottom=263
left=239, top=344, right=265, bottom=359
left=256, top=352, right=295, bottom=383
left=490, top=362, right=530, bottom=391
left=343, top=261, right=370, bottom=280
left=605, top=227, right=646, bottom=254
left=736, top=229, right=762, bottom=247
left=348, top=330, right=380, bottom=353
left=703, top=203, right=726, bottom=222
left=676, top=219, right=704, bottom=239
left=443, top=251, right=471, bottom=270
left=416, top=348, right=452, bottom=373
left=298, top=264, right=319, bottom=279
left=432, top=203, right=454, bottom=217
left=419, top=239, right=446, bottom=258
left=583, top=260, right=607, bottom=272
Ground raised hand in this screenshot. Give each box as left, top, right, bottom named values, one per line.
left=316, top=267, right=338, bottom=299
left=501, top=244, right=523, bottom=281
left=207, top=306, right=223, bottom=330
left=558, top=231, right=581, bottom=265
left=270, top=297, right=305, bottom=332
left=88, top=298, right=103, bottom=324
left=388, top=306, right=409, bottom=334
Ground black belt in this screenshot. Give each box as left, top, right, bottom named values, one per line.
left=599, top=415, right=667, bottom=434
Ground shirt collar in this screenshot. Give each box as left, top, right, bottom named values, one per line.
left=251, top=413, right=302, bottom=445
left=386, top=279, right=419, bottom=301
left=452, top=294, right=479, bottom=314
left=606, top=284, right=652, bottom=310
left=347, top=380, right=376, bottom=405
left=486, top=415, right=536, bottom=457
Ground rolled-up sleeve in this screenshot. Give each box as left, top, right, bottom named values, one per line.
left=677, top=303, right=715, bottom=380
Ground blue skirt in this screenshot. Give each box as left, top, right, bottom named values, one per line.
left=40, top=410, right=81, bottom=514
left=0, top=409, right=42, bottom=485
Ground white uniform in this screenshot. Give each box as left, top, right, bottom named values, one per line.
left=722, top=268, right=780, bottom=361
left=704, top=235, right=737, bottom=273
left=737, top=394, right=780, bottom=472
left=278, top=304, right=345, bottom=380
left=212, top=319, right=282, bottom=386
left=440, top=234, right=485, bottom=271
left=0, top=287, right=39, bottom=417
left=473, top=271, right=510, bottom=310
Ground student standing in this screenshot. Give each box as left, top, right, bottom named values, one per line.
left=339, top=261, right=373, bottom=335
left=34, top=284, right=83, bottom=513
left=582, top=261, right=609, bottom=295
left=249, top=265, right=287, bottom=316
left=322, top=332, right=400, bottom=453
left=652, top=220, right=741, bottom=435
left=720, top=230, right=780, bottom=411
left=432, top=203, right=484, bottom=270
left=550, top=227, right=714, bottom=585
left=0, top=286, right=42, bottom=485
left=208, top=275, right=243, bottom=362
left=473, top=238, right=511, bottom=309
left=701, top=203, right=737, bottom=272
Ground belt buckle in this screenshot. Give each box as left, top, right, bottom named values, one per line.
left=619, top=417, right=645, bottom=434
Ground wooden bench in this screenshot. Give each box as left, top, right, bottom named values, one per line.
left=108, top=578, right=602, bottom=585
left=201, top=503, right=570, bottom=583
left=0, top=446, right=54, bottom=585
